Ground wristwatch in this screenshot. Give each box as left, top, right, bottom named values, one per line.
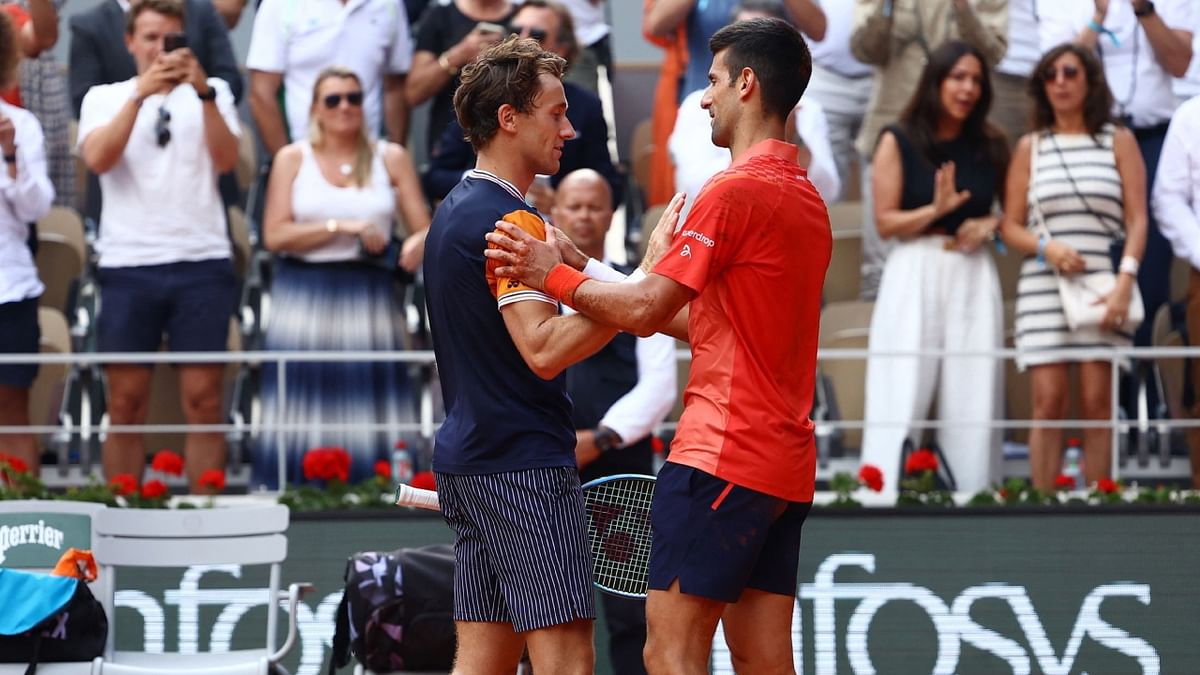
left=593, top=426, right=622, bottom=454
left=437, top=52, right=459, bottom=77
left=196, top=86, right=217, bottom=101
left=1133, top=0, right=1156, bottom=18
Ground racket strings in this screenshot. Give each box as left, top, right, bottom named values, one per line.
left=584, top=478, right=656, bottom=596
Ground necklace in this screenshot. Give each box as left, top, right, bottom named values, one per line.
left=339, top=162, right=352, bottom=177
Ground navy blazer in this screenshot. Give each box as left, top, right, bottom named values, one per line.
left=68, top=0, right=243, bottom=117
left=424, top=81, right=624, bottom=207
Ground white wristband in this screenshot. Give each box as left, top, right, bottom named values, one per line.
left=1118, top=255, right=1139, bottom=276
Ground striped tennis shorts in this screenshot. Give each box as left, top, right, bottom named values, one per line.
left=435, top=466, right=596, bottom=632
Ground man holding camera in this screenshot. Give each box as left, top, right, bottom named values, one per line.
left=77, top=0, right=240, bottom=493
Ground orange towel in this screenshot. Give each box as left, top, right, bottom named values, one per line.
left=52, top=548, right=98, bottom=582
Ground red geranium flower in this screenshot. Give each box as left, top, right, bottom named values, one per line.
left=198, top=469, right=226, bottom=493
left=1054, top=474, right=1076, bottom=491
left=302, top=447, right=351, bottom=482
left=857, top=464, right=884, bottom=492
left=140, top=480, right=168, bottom=500
left=904, top=449, right=938, bottom=475
left=998, top=488, right=1009, bottom=499
left=650, top=436, right=665, bottom=453
left=150, top=449, right=185, bottom=476
left=109, top=474, right=138, bottom=496
left=410, top=471, right=437, bottom=491
left=0, top=453, right=29, bottom=475
left=374, top=460, right=392, bottom=479
left=1096, top=478, right=1120, bottom=494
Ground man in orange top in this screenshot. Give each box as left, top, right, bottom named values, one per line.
left=486, top=17, right=830, bottom=675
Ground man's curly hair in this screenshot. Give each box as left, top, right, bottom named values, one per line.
left=452, top=36, right=566, bottom=151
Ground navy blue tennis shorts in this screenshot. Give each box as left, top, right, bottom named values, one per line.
left=97, top=259, right=236, bottom=356
left=435, top=466, right=596, bottom=632
left=647, top=462, right=812, bottom=603
left=0, top=296, right=40, bottom=388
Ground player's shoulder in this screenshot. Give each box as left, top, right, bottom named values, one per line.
left=500, top=207, right=547, bottom=237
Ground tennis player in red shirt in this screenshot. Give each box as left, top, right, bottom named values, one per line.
left=486, top=16, right=831, bottom=674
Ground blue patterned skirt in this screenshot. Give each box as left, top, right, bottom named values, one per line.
left=252, top=258, right=418, bottom=489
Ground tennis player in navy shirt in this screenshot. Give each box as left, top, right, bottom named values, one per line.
left=422, top=36, right=633, bottom=674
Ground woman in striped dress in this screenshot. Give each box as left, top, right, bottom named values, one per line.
left=1000, top=44, right=1147, bottom=492
left=255, top=67, right=431, bottom=488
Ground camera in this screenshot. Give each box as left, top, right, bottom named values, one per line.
left=163, top=32, right=187, bottom=52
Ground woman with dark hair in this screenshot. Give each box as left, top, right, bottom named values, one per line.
left=255, top=66, right=431, bottom=488
left=999, top=43, right=1146, bottom=492
left=860, top=40, right=1009, bottom=495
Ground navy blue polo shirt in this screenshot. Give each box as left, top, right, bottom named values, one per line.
left=423, top=170, right=576, bottom=475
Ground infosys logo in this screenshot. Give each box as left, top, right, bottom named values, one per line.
left=680, top=230, right=715, bottom=248
left=0, top=520, right=66, bottom=564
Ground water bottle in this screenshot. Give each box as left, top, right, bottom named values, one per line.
left=1063, top=438, right=1083, bottom=491
left=393, top=441, right=414, bottom=485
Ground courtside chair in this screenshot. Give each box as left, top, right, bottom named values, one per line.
left=0, top=500, right=106, bottom=675
left=34, top=207, right=86, bottom=315
left=31, top=306, right=79, bottom=474
left=91, top=505, right=311, bottom=675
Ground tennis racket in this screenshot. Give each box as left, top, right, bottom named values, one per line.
left=393, top=473, right=657, bottom=598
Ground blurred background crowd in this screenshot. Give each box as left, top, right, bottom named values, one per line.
left=3, top=0, right=1200, bottom=501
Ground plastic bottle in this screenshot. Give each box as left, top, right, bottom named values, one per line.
left=1063, top=438, right=1084, bottom=491
left=393, top=441, right=414, bottom=485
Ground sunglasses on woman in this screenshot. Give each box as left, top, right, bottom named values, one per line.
left=1041, top=65, right=1081, bottom=83
left=509, top=24, right=548, bottom=42
left=323, top=91, right=364, bottom=109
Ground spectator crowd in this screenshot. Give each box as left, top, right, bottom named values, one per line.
left=3, top=0, right=1200, bottom=502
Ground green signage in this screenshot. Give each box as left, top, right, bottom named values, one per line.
left=94, top=509, right=1200, bottom=674
left=0, top=513, right=91, bottom=568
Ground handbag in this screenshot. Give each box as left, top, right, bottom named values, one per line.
left=849, top=0, right=894, bottom=65
left=0, top=565, right=107, bottom=674
left=1027, top=133, right=1144, bottom=332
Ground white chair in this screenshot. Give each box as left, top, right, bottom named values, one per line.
left=91, top=505, right=311, bottom=675
left=0, top=501, right=106, bottom=675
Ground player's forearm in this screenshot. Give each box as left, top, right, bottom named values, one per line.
left=523, top=312, right=618, bottom=380
left=570, top=277, right=679, bottom=339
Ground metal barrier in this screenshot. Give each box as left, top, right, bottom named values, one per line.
left=1, top=344, right=1197, bottom=488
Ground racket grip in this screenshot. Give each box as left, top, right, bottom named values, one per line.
left=394, top=483, right=441, bottom=511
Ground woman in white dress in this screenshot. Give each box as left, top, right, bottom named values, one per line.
left=999, top=44, right=1146, bottom=492
left=255, top=66, right=431, bottom=488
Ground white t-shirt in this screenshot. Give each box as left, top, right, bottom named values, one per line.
left=78, top=78, right=239, bottom=268
left=0, top=101, right=54, bottom=304
left=246, top=0, right=412, bottom=143
left=557, top=0, right=609, bottom=48
left=810, top=0, right=871, bottom=80
left=996, top=0, right=1039, bottom=78
left=1039, top=0, right=1197, bottom=127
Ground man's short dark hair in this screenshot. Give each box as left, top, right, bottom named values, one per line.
left=127, top=0, right=185, bottom=34
left=453, top=36, right=566, bottom=151
left=709, top=17, right=810, bottom=120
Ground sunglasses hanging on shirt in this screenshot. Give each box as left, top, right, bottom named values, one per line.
left=155, top=106, right=171, bottom=147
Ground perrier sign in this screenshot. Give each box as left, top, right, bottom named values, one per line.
left=0, top=513, right=90, bottom=568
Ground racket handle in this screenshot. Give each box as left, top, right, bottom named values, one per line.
left=394, top=483, right=441, bottom=511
